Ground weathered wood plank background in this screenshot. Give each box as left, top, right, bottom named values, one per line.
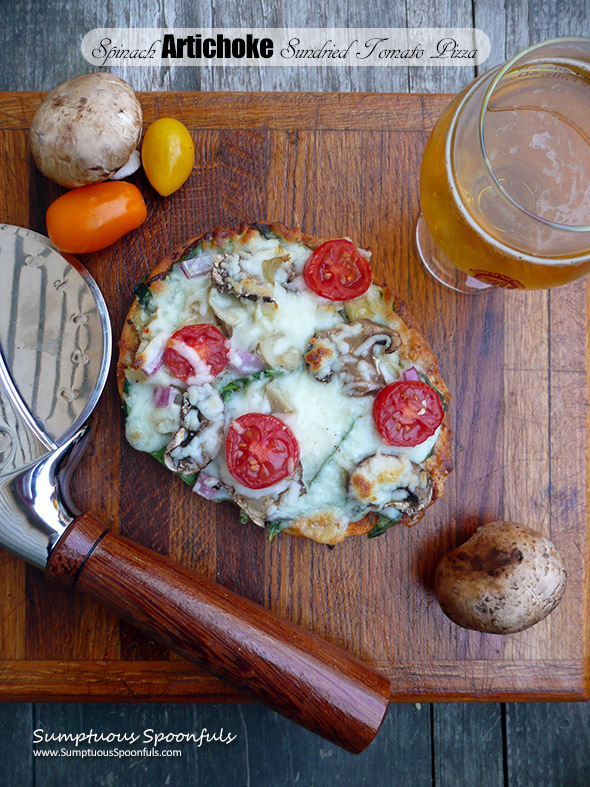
left=2, top=1, right=590, bottom=785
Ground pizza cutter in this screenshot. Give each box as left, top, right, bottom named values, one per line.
left=0, top=225, right=390, bottom=753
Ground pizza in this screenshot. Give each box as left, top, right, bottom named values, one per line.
left=117, top=223, right=452, bottom=545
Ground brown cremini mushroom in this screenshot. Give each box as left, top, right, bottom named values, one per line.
left=305, top=319, right=401, bottom=396
left=434, top=521, right=567, bottom=634
left=211, top=250, right=295, bottom=305
left=348, top=453, right=433, bottom=515
left=30, top=73, right=142, bottom=187
left=227, top=465, right=305, bottom=527
left=164, top=386, right=224, bottom=475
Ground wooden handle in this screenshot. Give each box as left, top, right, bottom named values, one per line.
left=46, top=513, right=391, bottom=753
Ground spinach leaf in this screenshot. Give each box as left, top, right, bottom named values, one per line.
left=133, top=281, right=152, bottom=309
left=218, top=368, right=285, bottom=402
left=309, top=421, right=356, bottom=487
left=149, top=446, right=198, bottom=487
left=239, top=510, right=250, bottom=525
left=178, top=241, right=203, bottom=262
left=424, top=445, right=435, bottom=460
left=122, top=378, right=131, bottom=416
left=418, top=372, right=448, bottom=412
left=367, top=513, right=402, bottom=539
left=266, top=520, right=287, bottom=542
left=252, top=223, right=274, bottom=240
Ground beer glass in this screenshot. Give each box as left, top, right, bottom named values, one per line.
left=416, top=38, right=590, bottom=292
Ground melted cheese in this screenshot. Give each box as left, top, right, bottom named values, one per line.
left=125, top=381, right=171, bottom=453
left=167, top=338, right=215, bottom=385
left=349, top=454, right=420, bottom=506
left=123, top=230, right=443, bottom=532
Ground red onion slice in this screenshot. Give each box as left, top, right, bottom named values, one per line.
left=402, top=366, right=421, bottom=382
left=229, top=347, right=266, bottom=374
left=135, top=333, right=170, bottom=376
left=153, top=386, right=176, bottom=408
left=142, top=353, right=164, bottom=376
left=179, top=252, right=217, bottom=278
left=193, top=471, right=230, bottom=501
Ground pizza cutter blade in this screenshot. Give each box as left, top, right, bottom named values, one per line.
left=0, top=224, right=110, bottom=567
left=0, top=225, right=390, bottom=753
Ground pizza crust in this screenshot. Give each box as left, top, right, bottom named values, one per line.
left=117, top=222, right=453, bottom=544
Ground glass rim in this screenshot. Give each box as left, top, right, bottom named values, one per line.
left=478, top=36, right=590, bottom=233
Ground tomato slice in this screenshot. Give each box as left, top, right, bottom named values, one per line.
left=373, top=381, right=444, bottom=447
left=226, top=413, right=300, bottom=490
left=164, top=324, right=229, bottom=383
left=303, top=239, right=372, bottom=301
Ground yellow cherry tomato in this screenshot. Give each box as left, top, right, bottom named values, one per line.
left=141, top=117, right=195, bottom=196
left=46, top=182, right=147, bottom=254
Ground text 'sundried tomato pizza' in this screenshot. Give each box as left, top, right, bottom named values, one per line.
left=117, top=223, right=453, bottom=544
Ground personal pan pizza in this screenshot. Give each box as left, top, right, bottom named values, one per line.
left=118, top=223, right=452, bottom=545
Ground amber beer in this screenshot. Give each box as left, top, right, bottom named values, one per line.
left=418, top=39, right=590, bottom=291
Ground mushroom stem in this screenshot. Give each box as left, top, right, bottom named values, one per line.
left=111, top=149, right=142, bottom=180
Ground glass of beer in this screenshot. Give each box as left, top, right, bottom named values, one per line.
left=416, top=38, right=590, bottom=292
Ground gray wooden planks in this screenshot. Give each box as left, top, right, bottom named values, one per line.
left=406, top=0, right=476, bottom=92
left=0, top=703, right=33, bottom=785
left=506, top=703, right=590, bottom=787
left=2, top=0, right=486, bottom=94
left=433, top=704, right=504, bottom=787
left=30, top=702, right=432, bottom=787
left=14, top=0, right=590, bottom=97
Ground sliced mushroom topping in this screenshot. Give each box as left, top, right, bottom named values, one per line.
left=226, top=465, right=305, bottom=527
left=211, top=250, right=295, bottom=305
left=164, top=384, right=224, bottom=475
left=348, top=453, right=433, bottom=516
left=304, top=319, right=401, bottom=396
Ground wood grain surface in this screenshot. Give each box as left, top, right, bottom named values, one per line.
left=45, top=514, right=390, bottom=752
left=0, top=90, right=588, bottom=703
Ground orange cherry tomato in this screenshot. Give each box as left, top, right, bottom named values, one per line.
left=46, top=182, right=147, bottom=253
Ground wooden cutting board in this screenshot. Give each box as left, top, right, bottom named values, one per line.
left=0, top=91, right=588, bottom=702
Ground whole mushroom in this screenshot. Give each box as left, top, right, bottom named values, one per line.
left=434, top=521, right=566, bottom=634
left=30, top=73, right=142, bottom=187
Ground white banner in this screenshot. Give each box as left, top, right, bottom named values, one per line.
left=81, top=28, right=490, bottom=67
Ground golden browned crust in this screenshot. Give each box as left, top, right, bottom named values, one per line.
left=117, top=222, right=453, bottom=544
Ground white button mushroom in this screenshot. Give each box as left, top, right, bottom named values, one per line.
left=434, top=521, right=567, bottom=634
left=30, top=73, right=143, bottom=187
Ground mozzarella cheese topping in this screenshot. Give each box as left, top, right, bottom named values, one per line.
left=123, top=229, right=443, bottom=538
